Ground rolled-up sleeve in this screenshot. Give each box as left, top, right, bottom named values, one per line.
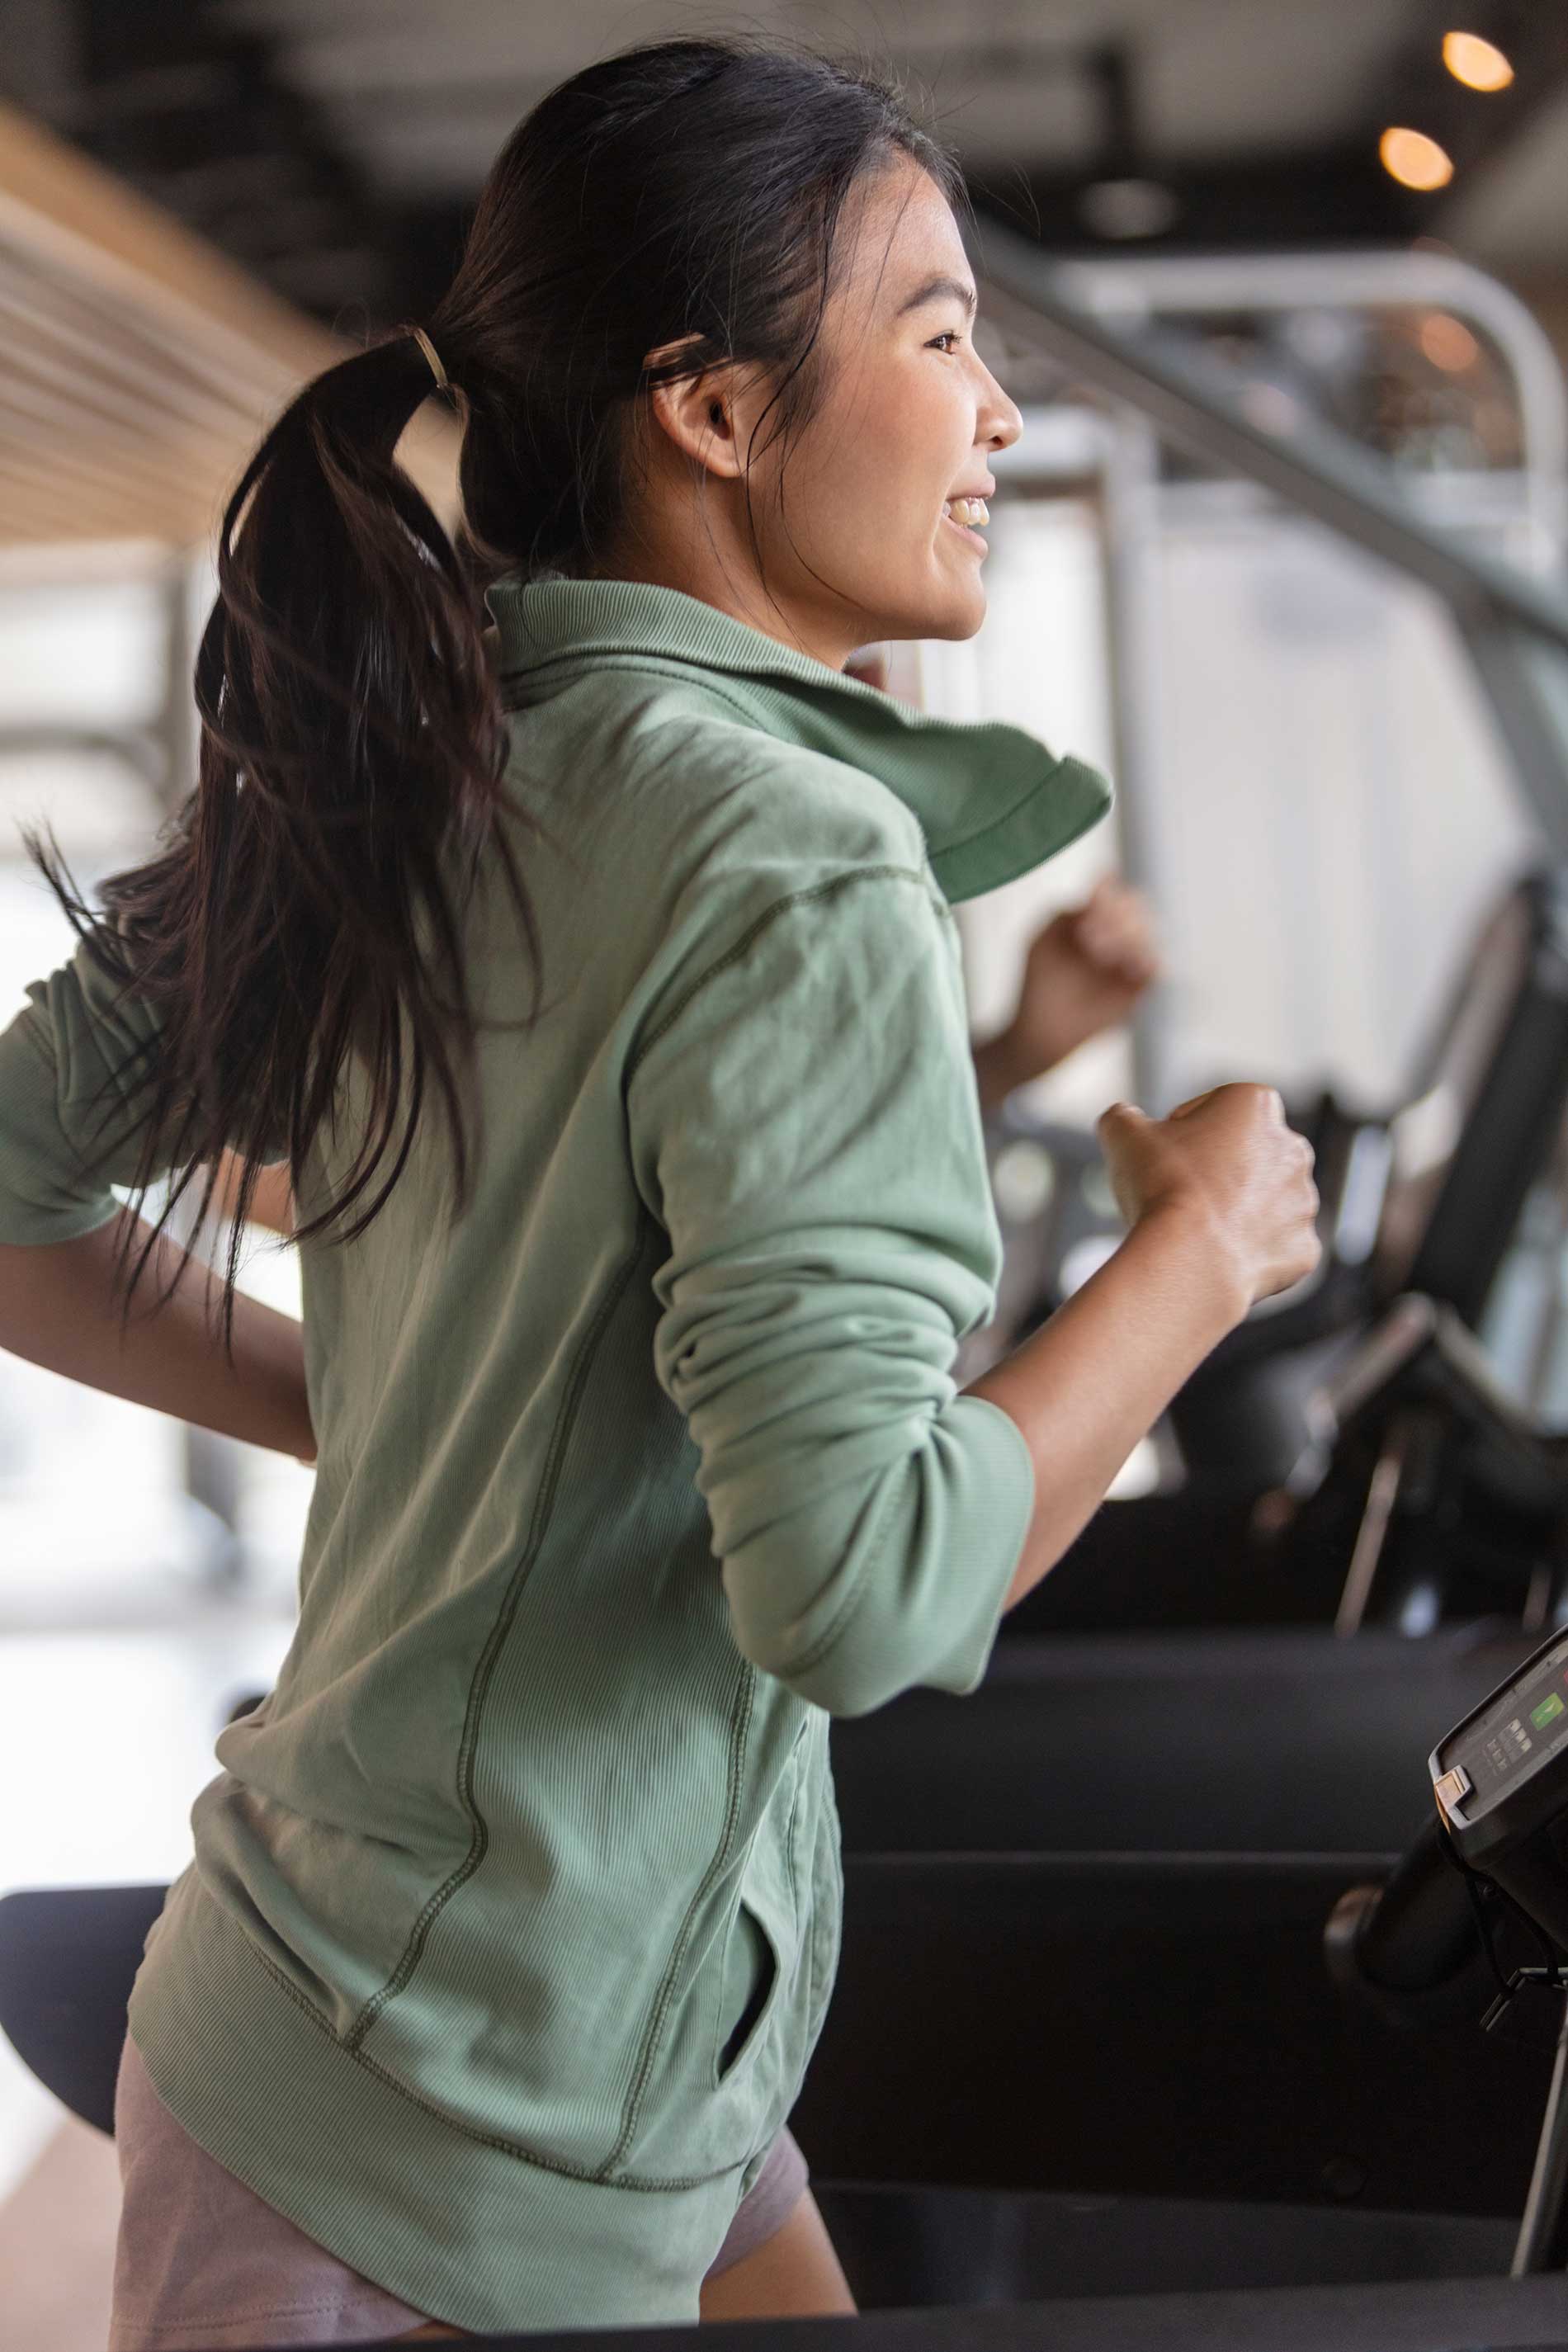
left=627, top=862, right=1037, bottom=1717
left=0, top=930, right=167, bottom=1246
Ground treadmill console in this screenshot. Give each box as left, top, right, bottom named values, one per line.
left=1439, top=1632, right=1568, bottom=1826
left=1433, top=1627, right=1568, bottom=1950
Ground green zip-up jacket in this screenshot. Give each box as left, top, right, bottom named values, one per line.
left=0, top=574, right=1111, bottom=2331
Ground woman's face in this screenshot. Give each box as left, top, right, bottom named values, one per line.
left=633, top=156, right=1024, bottom=670
left=746, top=157, right=1024, bottom=665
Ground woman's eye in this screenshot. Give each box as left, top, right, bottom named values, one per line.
left=929, top=330, right=964, bottom=355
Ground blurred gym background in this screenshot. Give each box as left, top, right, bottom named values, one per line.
left=5, top=3, right=1568, bottom=2341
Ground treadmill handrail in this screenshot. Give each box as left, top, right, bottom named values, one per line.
left=1047, top=248, right=1568, bottom=564
left=969, top=218, right=1568, bottom=664
left=1315, top=1290, right=1567, bottom=1463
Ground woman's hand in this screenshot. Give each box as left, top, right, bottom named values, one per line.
left=1013, top=876, right=1163, bottom=1075
left=1098, top=1083, right=1322, bottom=1311
left=980, top=877, right=1163, bottom=1104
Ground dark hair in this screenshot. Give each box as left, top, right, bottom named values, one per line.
left=26, top=31, right=970, bottom=1349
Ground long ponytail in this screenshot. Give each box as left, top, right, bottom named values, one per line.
left=27, top=328, right=541, bottom=1347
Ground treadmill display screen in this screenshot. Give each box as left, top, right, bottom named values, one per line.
left=1447, top=1635, right=1568, bottom=1816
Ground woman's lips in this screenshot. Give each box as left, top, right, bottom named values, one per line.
left=941, top=509, right=987, bottom=550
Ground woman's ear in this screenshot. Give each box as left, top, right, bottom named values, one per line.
left=643, top=342, right=748, bottom=482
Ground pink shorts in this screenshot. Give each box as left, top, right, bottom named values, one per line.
left=108, top=2033, right=811, bottom=2349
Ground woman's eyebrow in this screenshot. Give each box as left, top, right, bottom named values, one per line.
left=895, top=273, right=980, bottom=319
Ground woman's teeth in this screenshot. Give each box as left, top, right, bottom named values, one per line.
left=942, top=497, right=989, bottom=528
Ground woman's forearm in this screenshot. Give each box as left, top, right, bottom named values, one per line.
left=963, top=1202, right=1248, bottom=1609
left=0, top=1207, right=315, bottom=1462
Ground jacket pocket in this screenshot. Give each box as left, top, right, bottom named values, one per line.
left=707, top=1721, right=805, bottom=2092
left=711, top=1895, right=781, bottom=2084
left=608, top=1710, right=815, bottom=2182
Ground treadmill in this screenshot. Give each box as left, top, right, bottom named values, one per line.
left=993, top=864, right=1568, bottom=1634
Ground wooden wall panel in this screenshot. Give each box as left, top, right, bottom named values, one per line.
left=0, top=101, right=460, bottom=555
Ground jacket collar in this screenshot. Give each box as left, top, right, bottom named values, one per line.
left=484, top=573, right=1112, bottom=905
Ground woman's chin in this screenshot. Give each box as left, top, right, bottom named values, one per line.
left=915, top=574, right=988, bottom=640
left=851, top=563, right=986, bottom=649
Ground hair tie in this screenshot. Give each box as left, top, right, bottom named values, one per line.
left=409, top=326, right=450, bottom=394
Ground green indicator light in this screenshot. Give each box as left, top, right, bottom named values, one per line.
left=1532, top=1693, right=1566, bottom=1731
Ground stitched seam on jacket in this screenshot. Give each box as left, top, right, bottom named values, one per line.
left=341, top=1208, right=659, bottom=2054
left=214, top=1924, right=772, bottom=2189
left=625, top=867, right=952, bottom=1096
left=782, top=1730, right=807, bottom=1919
left=596, top=1660, right=756, bottom=2179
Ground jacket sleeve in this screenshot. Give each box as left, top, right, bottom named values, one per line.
left=626, top=861, right=1037, bottom=1717
left=0, top=929, right=169, bottom=1246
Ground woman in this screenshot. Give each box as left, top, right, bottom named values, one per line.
left=0, top=34, right=1320, bottom=2342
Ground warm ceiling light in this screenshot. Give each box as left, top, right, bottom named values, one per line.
left=1380, top=127, right=1455, bottom=191
left=1419, top=312, right=1480, bottom=371
left=1443, top=31, right=1514, bottom=92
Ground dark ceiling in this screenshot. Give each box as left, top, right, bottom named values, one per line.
left=5, top=0, right=1568, bottom=336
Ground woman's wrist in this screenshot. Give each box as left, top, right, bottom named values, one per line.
left=968, top=1197, right=1252, bottom=1614
left=971, top=1022, right=1034, bottom=1112
left=1126, top=1197, right=1255, bottom=1339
